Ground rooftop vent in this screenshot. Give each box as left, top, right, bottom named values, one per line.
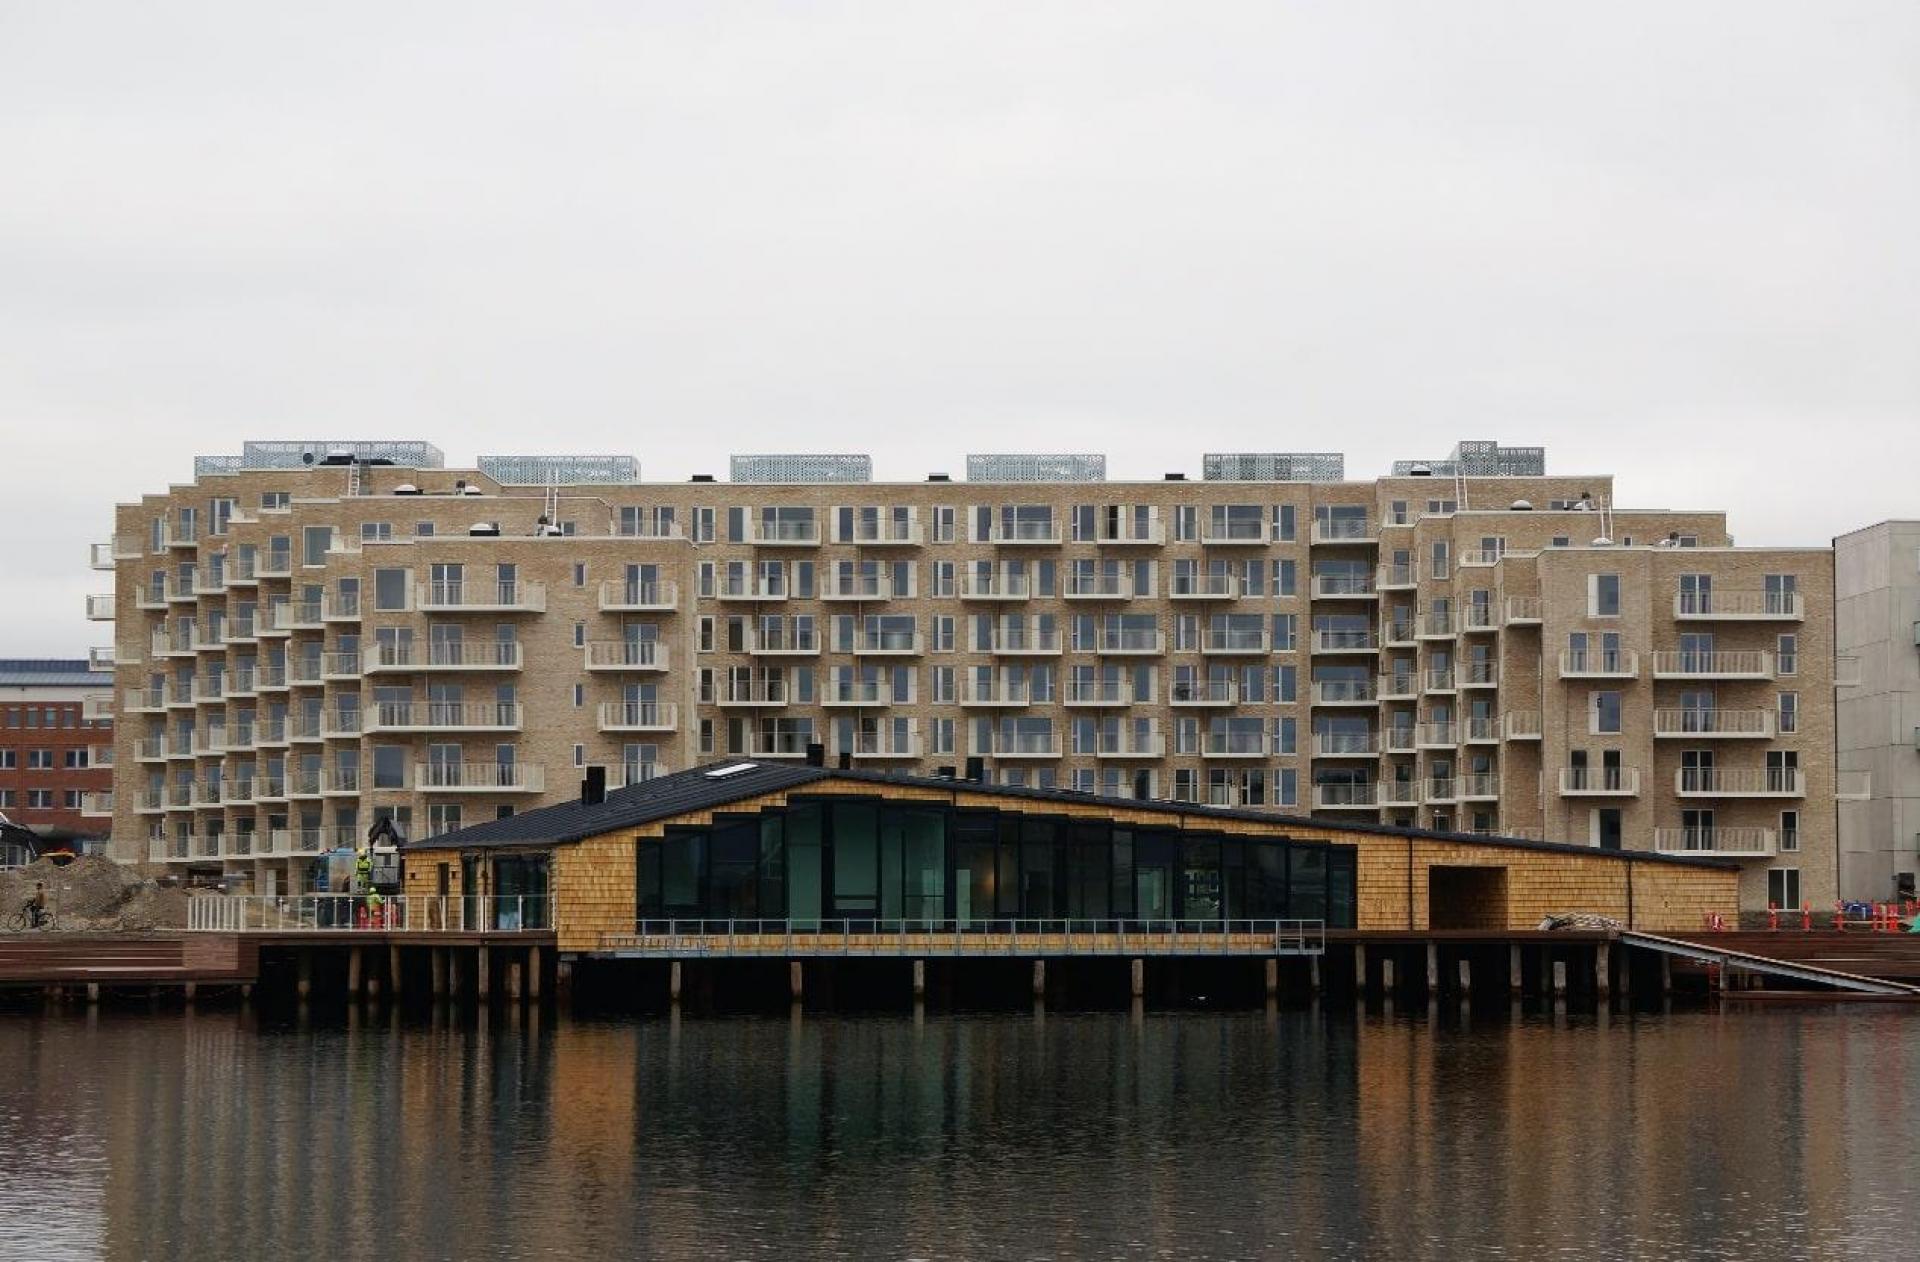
left=461, top=485, right=484, bottom=496
left=927, top=473, right=951, bottom=482
left=1202, top=453, right=1344, bottom=482
left=690, top=474, right=715, bottom=483
left=1510, top=499, right=1533, bottom=510
left=731, top=454, right=873, bottom=484
left=966, top=453, right=1106, bottom=483
left=393, top=483, right=420, bottom=495
left=469, top=522, right=500, bottom=536
left=1165, top=472, right=1186, bottom=481
left=1407, top=463, right=1432, bottom=476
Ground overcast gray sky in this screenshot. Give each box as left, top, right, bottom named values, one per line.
left=2, top=1, right=1915, bottom=657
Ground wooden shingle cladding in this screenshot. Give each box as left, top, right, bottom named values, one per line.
left=406, top=767, right=1740, bottom=952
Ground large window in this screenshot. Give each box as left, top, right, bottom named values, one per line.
left=634, top=798, right=1357, bottom=928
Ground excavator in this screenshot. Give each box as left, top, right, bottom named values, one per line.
left=0, top=811, right=75, bottom=867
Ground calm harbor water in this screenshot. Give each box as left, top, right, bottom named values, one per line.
left=1, top=1003, right=1916, bottom=1261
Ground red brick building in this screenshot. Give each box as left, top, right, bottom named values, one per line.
left=1, top=659, right=115, bottom=859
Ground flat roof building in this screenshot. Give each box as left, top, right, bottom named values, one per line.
left=0, top=658, right=116, bottom=856
left=90, top=440, right=1834, bottom=910
left=1835, top=521, right=1920, bottom=900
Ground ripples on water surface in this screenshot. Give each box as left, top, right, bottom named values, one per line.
left=1, top=1004, right=1916, bottom=1261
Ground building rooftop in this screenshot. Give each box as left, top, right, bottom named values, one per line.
left=410, top=759, right=1737, bottom=870
left=0, top=659, right=113, bottom=687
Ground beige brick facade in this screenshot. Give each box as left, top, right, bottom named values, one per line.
left=93, top=451, right=1832, bottom=909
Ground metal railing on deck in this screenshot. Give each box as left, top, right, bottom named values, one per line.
left=601, top=918, right=1326, bottom=957
left=187, top=894, right=553, bottom=933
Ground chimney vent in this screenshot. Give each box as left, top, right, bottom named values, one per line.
left=805, top=742, right=826, bottom=767
left=580, top=765, right=607, bottom=806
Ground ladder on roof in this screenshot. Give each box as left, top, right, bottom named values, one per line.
left=1453, top=463, right=1468, bottom=514
left=347, top=461, right=363, bottom=498
left=543, top=483, right=560, bottom=531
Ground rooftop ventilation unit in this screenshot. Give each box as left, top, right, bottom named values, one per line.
left=1202, top=453, right=1344, bottom=482
left=731, top=454, right=873, bottom=483
left=393, top=483, right=420, bottom=495
left=966, top=453, right=1105, bottom=482
left=468, top=522, right=500, bottom=536
left=1391, top=441, right=1545, bottom=478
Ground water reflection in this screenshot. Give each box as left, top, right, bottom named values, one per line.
left=0, top=1005, right=1914, bottom=1260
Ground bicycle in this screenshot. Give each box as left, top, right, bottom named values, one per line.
left=7, top=904, right=55, bottom=932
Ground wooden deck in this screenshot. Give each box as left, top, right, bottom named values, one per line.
left=0, top=933, right=258, bottom=988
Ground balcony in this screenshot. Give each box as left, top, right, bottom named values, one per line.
left=1503, top=597, right=1543, bottom=625
left=276, top=602, right=323, bottom=632
left=1416, top=722, right=1456, bottom=749
left=1382, top=619, right=1416, bottom=648
left=112, top=535, right=146, bottom=562
left=1673, top=592, right=1803, bottom=621
left=1314, top=731, right=1379, bottom=757
left=91, top=542, right=119, bottom=570
left=165, top=681, right=196, bottom=709
left=981, top=629, right=1062, bottom=656
left=286, top=769, right=325, bottom=798
left=1200, top=521, right=1267, bottom=546
left=79, top=791, right=113, bottom=818
left=821, top=575, right=894, bottom=601
left=255, top=549, right=293, bottom=579
left=1651, top=650, right=1773, bottom=681
left=366, top=702, right=523, bottom=733
left=1675, top=768, right=1805, bottom=798
left=1313, top=629, right=1378, bottom=654
left=1376, top=673, right=1418, bottom=701
left=1457, top=549, right=1505, bottom=568
left=1423, top=779, right=1459, bottom=804
left=1460, top=605, right=1500, bottom=633
left=1456, top=774, right=1499, bottom=801
left=844, top=731, right=923, bottom=760
left=137, top=788, right=165, bottom=814
left=417, top=581, right=546, bottom=613
left=1376, top=562, right=1418, bottom=590
left=1093, top=629, right=1163, bottom=655
left=1417, top=611, right=1458, bottom=640
left=322, top=651, right=363, bottom=679
left=745, top=629, right=819, bottom=656
left=135, top=582, right=169, bottom=611
left=135, top=736, right=168, bottom=762
left=1382, top=727, right=1417, bottom=755
left=1378, top=781, right=1419, bottom=807
left=608, top=764, right=669, bottom=790
left=82, top=693, right=116, bottom=721
left=746, top=733, right=817, bottom=759
left=1094, top=732, right=1165, bottom=759
left=1310, top=519, right=1373, bottom=545
left=822, top=680, right=891, bottom=707
left=1169, top=574, right=1239, bottom=600
left=1201, top=629, right=1269, bottom=656
left=255, top=718, right=288, bottom=747
left=192, top=565, right=227, bottom=596
left=256, top=662, right=288, bottom=691
left=1064, top=680, right=1136, bottom=707
left=1094, top=521, right=1164, bottom=546
left=1460, top=717, right=1501, bottom=744
left=749, top=520, right=822, bottom=546
left=852, top=631, right=923, bottom=656
left=958, top=574, right=1031, bottom=601
left=322, top=766, right=362, bottom=792
left=1310, top=680, right=1376, bottom=706
left=123, top=687, right=164, bottom=714
left=1559, top=767, right=1641, bottom=796
left=596, top=702, right=678, bottom=732
left=835, top=519, right=923, bottom=546
left=1311, top=574, right=1377, bottom=600
left=976, top=733, right=1063, bottom=758
left=1064, top=574, right=1135, bottom=600
left=983, top=521, right=1062, bottom=546
left=1423, top=668, right=1456, bottom=694
left=1652, top=709, right=1775, bottom=739
left=415, top=763, right=547, bottom=793
left=1313, top=783, right=1378, bottom=809
left=720, top=681, right=790, bottom=707
left=1652, top=827, right=1778, bottom=858
left=85, top=594, right=116, bottom=621
left=584, top=641, right=670, bottom=672
left=1502, top=711, right=1542, bottom=741
left=1559, top=649, right=1640, bottom=678
left=1202, top=732, right=1269, bottom=759
left=365, top=642, right=526, bottom=672
left=1459, top=662, right=1498, bottom=688
left=717, top=577, right=790, bottom=602
left=959, top=680, right=1034, bottom=707
left=1169, top=680, right=1236, bottom=706
left=324, top=593, right=361, bottom=621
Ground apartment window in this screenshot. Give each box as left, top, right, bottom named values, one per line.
left=261, top=491, right=290, bottom=510
left=573, top=621, right=585, bottom=648
left=63, top=790, right=81, bottom=809
left=1272, top=505, right=1295, bottom=542
left=1777, top=692, right=1798, bottom=734
left=932, top=616, right=955, bottom=652
left=573, top=563, right=587, bottom=588
left=1590, top=691, right=1622, bottom=734
left=932, top=506, right=955, bottom=543
left=373, top=568, right=408, bottom=611
left=416, top=521, right=435, bottom=537
left=931, top=717, right=955, bottom=755
left=573, top=744, right=585, bottom=767
left=1551, top=536, right=1569, bottom=548
left=0, top=751, right=11, bottom=768
left=1278, top=767, right=1298, bottom=807
left=1780, top=811, right=1800, bottom=854
left=27, top=790, right=53, bottom=809
left=693, top=507, right=715, bottom=543
left=931, top=561, right=955, bottom=597
left=0, top=791, right=10, bottom=807
left=1272, top=559, right=1296, bottom=598
left=1429, top=542, right=1449, bottom=580
left=698, top=617, right=714, bottom=653
left=302, top=525, right=333, bottom=566
left=1275, top=664, right=1296, bottom=703
left=27, top=749, right=53, bottom=770
left=360, top=521, right=393, bottom=542
left=1589, top=574, right=1621, bottom=617
left=1777, top=634, right=1797, bottom=676
left=1272, top=615, right=1296, bottom=652
left=372, top=746, right=407, bottom=790
left=1768, top=868, right=1800, bottom=910
left=573, top=684, right=585, bottom=708
left=64, top=749, right=85, bottom=768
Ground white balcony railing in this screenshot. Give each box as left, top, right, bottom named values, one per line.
left=1559, top=767, right=1641, bottom=795
left=1559, top=649, right=1640, bottom=677
left=597, top=702, right=679, bottom=731
left=1652, top=827, right=1778, bottom=857
left=414, top=762, right=546, bottom=792
left=584, top=641, right=669, bottom=671
left=417, top=581, right=546, bottom=612
left=598, top=580, right=678, bottom=611
left=1168, top=573, right=1239, bottom=600
left=1651, top=650, right=1773, bottom=680
left=1673, top=591, right=1804, bottom=621
left=1675, top=768, right=1805, bottom=797
left=1652, top=708, right=1775, bottom=738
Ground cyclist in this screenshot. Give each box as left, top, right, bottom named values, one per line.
left=20, top=882, right=50, bottom=930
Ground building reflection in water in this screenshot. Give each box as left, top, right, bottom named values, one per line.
left=0, top=1005, right=1914, bottom=1260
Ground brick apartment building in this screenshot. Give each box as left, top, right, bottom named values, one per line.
left=88, top=440, right=1836, bottom=908
left=0, top=658, right=115, bottom=860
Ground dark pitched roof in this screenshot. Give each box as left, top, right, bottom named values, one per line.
left=411, top=760, right=1737, bottom=871
left=406, top=761, right=833, bottom=849
left=0, top=659, right=110, bottom=687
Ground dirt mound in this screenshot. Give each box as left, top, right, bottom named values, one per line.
left=0, top=856, right=189, bottom=931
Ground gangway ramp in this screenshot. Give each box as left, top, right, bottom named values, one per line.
left=1621, top=931, right=1920, bottom=998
